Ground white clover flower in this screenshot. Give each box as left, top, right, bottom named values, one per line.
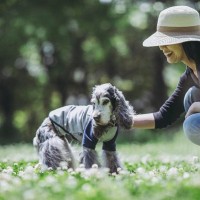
left=102, top=167, right=109, bottom=173
left=192, top=156, right=199, bottom=164
left=159, top=155, right=170, bottom=163
left=151, top=176, right=160, bottom=184
left=82, top=168, right=99, bottom=178
left=45, top=176, right=57, bottom=185
left=148, top=170, right=156, bottom=178
left=81, top=183, right=96, bottom=197
left=141, top=172, right=152, bottom=180
left=38, top=180, right=47, bottom=188
left=159, top=165, right=167, bottom=173
left=92, top=164, right=98, bottom=169
left=70, top=171, right=76, bottom=175
left=24, top=165, right=35, bottom=174
left=0, top=173, right=12, bottom=182
left=194, top=163, right=200, bottom=170
left=117, top=167, right=122, bottom=173
left=65, top=176, right=77, bottom=188
left=68, top=168, right=74, bottom=173
left=62, top=166, right=68, bottom=171
left=183, top=172, right=190, bottom=179
left=52, top=184, right=62, bottom=193
left=40, top=165, right=48, bottom=172
left=76, top=167, right=86, bottom=173
left=34, top=163, right=42, bottom=170
left=167, top=167, right=178, bottom=177
left=79, top=163, right=85, bottom=168
left=0, top=180, right=12, bottom=192
left=95, top=168, right=109, bottom=178
left=11, top=177, right=21, bottom=186
left=18, top=170, right=25, bottom=177
left=118, top=169, right=129, bottom=175
left=81, top=183, right=93, bottom=192
left=136, top=167, right=145, bottom=174
left=134, top=179, right=143, bottom=186
left=47, top=167, right=53, bottom=171
left=23, top=189, right=35, bottom=200
left=2, top=166, right=13, bottom=175
left=22, top=172, right=38, bottom=181
left=60, top=161, right=69, bottom=170
left=111, top=172, right=117, bottom=176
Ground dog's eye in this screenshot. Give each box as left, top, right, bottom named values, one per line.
left=102, top=99, right=110, bottom=105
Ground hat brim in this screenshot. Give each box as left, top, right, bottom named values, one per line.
left=143, top=31, right=200, bottom=47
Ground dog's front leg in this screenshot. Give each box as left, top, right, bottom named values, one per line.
left=79, top=147, right=100, bottom=168
left=102, top=150, right=122, bottom=173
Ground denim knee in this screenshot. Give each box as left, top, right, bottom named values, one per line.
left=184, top=86, right=200, bottom=112
left=183, top=113, right=200, bottom=146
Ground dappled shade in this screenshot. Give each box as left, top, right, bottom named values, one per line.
left=0, top=0, right=197, bottom=143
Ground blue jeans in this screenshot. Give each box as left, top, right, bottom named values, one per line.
left=183, top=86, right=200, bottom=145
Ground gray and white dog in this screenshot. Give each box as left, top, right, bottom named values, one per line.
left=33, top=83, right=135, bottom=173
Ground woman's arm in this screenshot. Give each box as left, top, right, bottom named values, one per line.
left=132, top=113, right=155, bottom=129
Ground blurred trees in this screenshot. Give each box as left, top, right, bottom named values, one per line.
left=0, top=0, right=199, bottom=144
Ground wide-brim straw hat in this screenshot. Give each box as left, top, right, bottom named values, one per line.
left=143, top=6, right=200, bottom=47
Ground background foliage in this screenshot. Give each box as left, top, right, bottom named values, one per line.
left=0, top=0, right=199, bottom=144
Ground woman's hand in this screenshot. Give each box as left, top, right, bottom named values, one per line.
left=185, top=102, right=200, bottom=118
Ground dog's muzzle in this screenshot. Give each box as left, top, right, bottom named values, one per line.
left=93, top=113, right=101, bottom=122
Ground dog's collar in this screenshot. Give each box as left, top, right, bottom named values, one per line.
left=110, top=113, right=118, bottom=127
left=93, top=118, right=117, bottom=128
left=92, top=119, right=118, bottom=142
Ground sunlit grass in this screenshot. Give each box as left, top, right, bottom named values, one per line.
left=1, top=130, right=200, bottom=200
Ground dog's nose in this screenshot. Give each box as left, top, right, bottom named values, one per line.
left=93, top=114, right=101, bottom=122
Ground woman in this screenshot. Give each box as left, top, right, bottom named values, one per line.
left=133, top=6, right=200, bottom=145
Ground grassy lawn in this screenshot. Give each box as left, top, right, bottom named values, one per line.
left=1, top=130, right=200, bottom=200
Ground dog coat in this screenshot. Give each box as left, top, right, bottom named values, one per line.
left=49, top=105, right=118, bottom=151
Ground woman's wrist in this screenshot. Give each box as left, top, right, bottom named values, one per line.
left=133, top=113, right=155, bottom=129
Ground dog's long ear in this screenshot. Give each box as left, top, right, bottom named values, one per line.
left=91, top=85, right=98, bottom=102
left=113, top=87, right=135, bottom=129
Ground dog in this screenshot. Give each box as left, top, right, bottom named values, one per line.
left=33, top=83, right=135, bottom=173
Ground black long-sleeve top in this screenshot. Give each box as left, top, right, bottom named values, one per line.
left=153, top=67, right=199, bottom=128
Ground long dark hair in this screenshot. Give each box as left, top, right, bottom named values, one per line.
left=182, top=41, right=200, bottom=70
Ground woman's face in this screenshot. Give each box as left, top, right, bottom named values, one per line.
left=159, top=44, right=187, bottom=64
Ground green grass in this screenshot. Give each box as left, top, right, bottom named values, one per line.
left=1, top=130, right=200, bottom=200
